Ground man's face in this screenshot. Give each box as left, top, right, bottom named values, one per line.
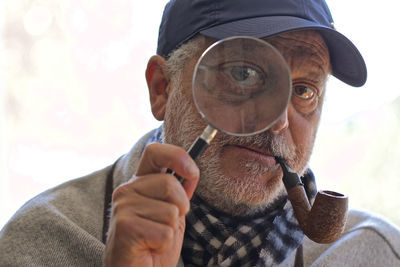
left=163, top=30, right=330, bottom=216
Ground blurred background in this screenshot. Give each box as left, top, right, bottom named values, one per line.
left=1, top=0, right=399, bottom=229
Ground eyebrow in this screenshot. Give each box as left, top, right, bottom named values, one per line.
left=305, top=68, right=329, bottom=83
left=293, top=50, right=331, bottom=81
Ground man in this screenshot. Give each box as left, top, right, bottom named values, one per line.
left=1, top=0, right=400, bottom=266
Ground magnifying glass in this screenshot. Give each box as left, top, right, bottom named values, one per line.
left=168, top=36, right=292, bottom=180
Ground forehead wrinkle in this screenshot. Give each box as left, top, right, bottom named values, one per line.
left=276, top=43, right=329, bottom=74
left=265, top=32, right=331, bottom=74
left=273, top=32, right=329, bottom=59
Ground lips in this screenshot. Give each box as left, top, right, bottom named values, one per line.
left=236, top=145, right=273, bottom=156
left=223, top=144, right=277, bottom=167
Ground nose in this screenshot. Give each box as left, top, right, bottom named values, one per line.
left=269, top=109, right=289, bottom=134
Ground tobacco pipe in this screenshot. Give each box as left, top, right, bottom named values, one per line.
left=275, top=157, right=348, bottom=243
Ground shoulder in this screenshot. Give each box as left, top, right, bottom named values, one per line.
left=303, top=209, right=400, bottom=266
left=0, top=166, right=111, bottom=266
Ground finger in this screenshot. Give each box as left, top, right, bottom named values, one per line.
left=126, top=173, right=190, bottom=215
left=136, top=143, right=199, bottom=181
left=181, top=177, right=199, bottom=200
left=122, top=193, right=181, bottom=229
left=113, top=213, right=176, bottom=254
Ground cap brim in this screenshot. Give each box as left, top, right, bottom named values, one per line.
left=200, top=16, right=367, bottom=87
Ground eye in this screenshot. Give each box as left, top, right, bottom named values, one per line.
left=196, top=63, right=266, bottom=105
left=293, top=85, right=315, bottom=100
left=291, top=83, right=320, bottom=115
left=223, top=65, right=263, bottom=87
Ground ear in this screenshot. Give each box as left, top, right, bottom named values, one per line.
left=145, top=55, right=169, bottom=121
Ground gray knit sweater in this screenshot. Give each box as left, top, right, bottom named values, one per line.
left=1, top=129, right=400, bottom=266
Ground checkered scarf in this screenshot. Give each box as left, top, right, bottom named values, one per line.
left=146, top=127, right=317, bottom=266
left=182, top=173, right=317, bottom=267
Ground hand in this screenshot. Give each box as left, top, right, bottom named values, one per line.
left=103, top=143, right=200, bottom=267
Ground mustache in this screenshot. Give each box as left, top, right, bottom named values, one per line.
left=211, top=130, right=297, bottom=162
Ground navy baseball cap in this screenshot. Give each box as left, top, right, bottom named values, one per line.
left=157, top=0, right=367, bottom=87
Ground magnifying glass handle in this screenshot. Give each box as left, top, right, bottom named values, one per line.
left=167, top=125, right=218, bottom=182
left=188, top=125, right=218, bottom=160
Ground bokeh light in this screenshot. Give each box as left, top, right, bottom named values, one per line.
left=23, top=6, right=53, bottom=36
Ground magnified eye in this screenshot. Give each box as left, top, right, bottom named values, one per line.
left=197, top=62, right=267, bottom=105
left=223, top=65, right=263, bottom=87
left=294, top=85, right=315, bottom=100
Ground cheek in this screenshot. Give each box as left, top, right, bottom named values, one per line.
left=164, top=84, right=209, bottom=148
left=287, top=104, right=320, bottom=151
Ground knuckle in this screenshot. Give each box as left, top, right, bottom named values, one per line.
left=182, top=200, right=190, bottom=215
left=165, top=205, right=179, bottom=223
left=111, top=200, right=122, bottom=215
left=111, top=180, right=140, bottom=203
left=161, top=177, right=178, bottom=199
left=111, top=184, right=126, bottom=202
left=158, top=226, right=174, bottom=243
left=111, top=183, right=131, bottom=202
left=110, top=198, right=131, bottom=217
left=143, top=142, right=161, bottom=158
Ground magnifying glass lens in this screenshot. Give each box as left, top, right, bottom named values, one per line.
left=193, top=37, right=292, bottom=136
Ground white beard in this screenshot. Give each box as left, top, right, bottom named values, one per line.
left=163, top=79, right=314, bottom=216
